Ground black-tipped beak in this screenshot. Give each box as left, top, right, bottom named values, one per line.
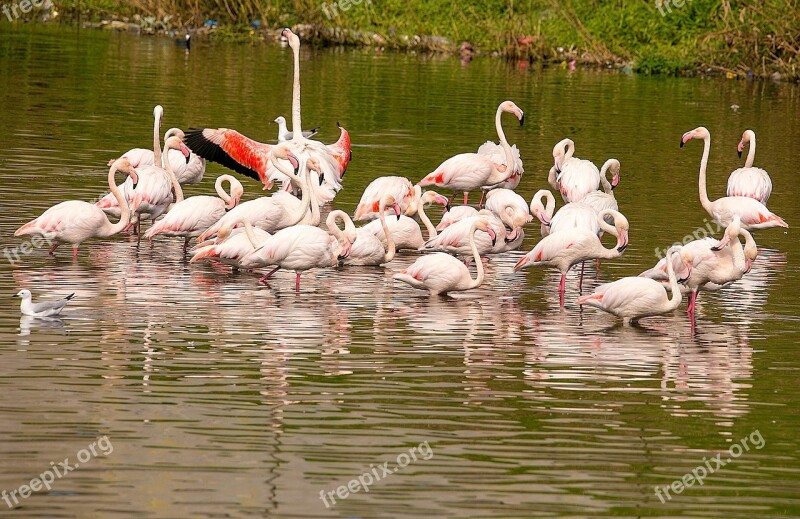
left=445, top=202, right=451, bottom=212
left=617, top=244, right=628, bottom=252
left=737, top=150, right=742, bottom=158
left=710, top=244, right=721, bottom=252
left=396, top=213, right=402, bottom=221
left=132, top=181, right=139, bottom=189
left=611, top=184, right=616, bottom=191
left=519, top=114, right=525, bottom=126
left=337, top=121, right=341, bottom=128
left=185, top=155, right=190, bottom=164
left=679, top=138, right=685, bottom=148
left=679, top=274, right=690, bottom=283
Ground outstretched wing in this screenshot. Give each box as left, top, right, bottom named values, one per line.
left=185, top=128, right=272, bottom=186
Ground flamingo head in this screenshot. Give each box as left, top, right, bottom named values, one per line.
left=500, top=100, right=525, bottom=126
left=337, top=239, right=352, bottom=261
left=421, top=190, right=450, bottom=212
left=282, top=28, right=300, bottom=50
left=165, top=136, right=191, bottom=163
left=381, top=195, right=401, bottom=221
left=475, top=218, right=497, bottom=246
left=605, top=159, right=621, bottom=189
left=272, top=145, right=300, bottom=175
left=552, top=138, right=573, bottom=173
left=217, top=223, right=235, bottom=241
left=680, top=127, right=709, bottom=147
left=229, top=184, right=244, bottom=210
left=742, top=229, right=757, bottom=273
left=164, top=127, right=186, bottom=141
left=307, top=157, right=322, bottom=178
left=153, top=105, right=163, bottom=120
left=678, top=250, right=694, bottom=283
left=113, top=157, right=139, bottom=188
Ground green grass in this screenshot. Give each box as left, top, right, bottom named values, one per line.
left=52, top=0, right=800, bottom=79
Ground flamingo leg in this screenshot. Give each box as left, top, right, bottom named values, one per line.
left=447, top=193, right=456, bottom=208
left=183, top=237, right=190, bottom=254
left=579, top=261, right=585, bottom=292
left=478, top=191, right=486, bottom=209
left=48, top=243, right=61, bottom=255
left=687, top=290, right=697, bottom=314
left=295, top=272, right=301, bottom=291
left=559, top=274, right=566, bottom=307
left=72, top=246, right=78, bottom=258
left=596, top=258, right=601, bottom=270
left=463, top=192, right=469, bottom=205
left=258, top=266, right=280, bottom=283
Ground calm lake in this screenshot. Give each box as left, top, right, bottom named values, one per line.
left=0, top=24, right=799, bottom=517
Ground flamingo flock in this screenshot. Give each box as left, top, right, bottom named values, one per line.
left=14, top=28, right=790, bottom=326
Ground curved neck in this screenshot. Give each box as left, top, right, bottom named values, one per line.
left=494, top=106, right=515, bottom=181
left=325, top=210, right=354, bottom=244
left=468, top=221, right=485, bottom=289
left=665, top=252, right=682, bottom=309
left=599, top=162, right=613, bottom=193
left=731, top=232, right=746, bottom=271
left=163, top=144, right=184, bottom=203
left=597, top=216, right=623, bottom=256
left=105, top=166, right=131, bottom=235
left=302, top=164, right=321, bottom=226
left=153, top=111, right=163, bottom=167
left=242, top=220, right=262, bottom=249
left=215, top=176, right=234, bottom=207
left=290, top=43, right=303, bottom=142
left=745, top=136, right=756, bottom=168
left=697, top=134, right=712, bottom=211
left=377, top=202, right=395, bottom=262
left=417, top=198, right=437, bottom=240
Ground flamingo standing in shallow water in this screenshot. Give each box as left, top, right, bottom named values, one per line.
left=475, top=136, right=524, bottom=205
left=354, top=176, right=419, bottom=221
left=436, top=205, right=479, bottom=232
left=550, top=138, right=600, bottom=203
left=529, top=189, right=600, bottom=238
left=577, top=246, right=692, bottom=324
left=513, top=209, right=629, bottom=305
left=394, top=217, right=496, bottom=296
left=727, top=129, right=772, bottom=204
left=580, top=158, right=620, bottom=218
left=144, top=175, right=244, bottom=253
left=418, top=100, right=524, bottom=206
left=15, top=158, right=138, bottom=257
left=681, top=126, right=787, bottom=230
left=190, top=219, right=270, bottom=270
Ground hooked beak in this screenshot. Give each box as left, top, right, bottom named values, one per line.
left=434, top=194, right=450, bottom=212
left=617, top=231, right=628, bottom=252
left=487, top=226, right=497, bottom=246
left=281, top=28, right=291, bottom=39
left=710, top=234, right=731, bottom=252
left=680, top=132, right=693, bottom=148
left=392, top=203, right=402, bottom=220
left=338, top=240, right=352, bottom=260
left=288, top=153, right=300, bottom=175
left=180, top=143, right=191, bottom=163
left=679, top=263, right=693, bottom=283
left=744, top=259, right=753, bottom=274
left=318, top=173, right=325, bottom=186
left=518, top=111, right=525, bottom=126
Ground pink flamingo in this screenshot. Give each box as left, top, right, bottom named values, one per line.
left=550, top=138, right=600, bottom=203
left=513, top=209, right=629, bottom=304
left=354, top=176, right=419, bottom=221
left=394, top=217, right=496, bottom=295
left=418, top=100, right=524, bottom=205
left=144, top=175, right=244, bottom=253
left=476, top=136, right=524, bottom=205
left=484, top=188, right=532, bottom=232
left=681, top=126, right=787, bottom=230
left=423, top=211, right=511, bottom=258
left=326, top=195, right=399, bottom=266
left=580, top=158, right=620, bottom=217
left=362, top=190, right=448, bottom=250
left=727, top=129, right=772, bottom=204
left=529, top=189, right=600, bottom=237
left=190, top=219, right=270, bottom=270
left=238, top=224, right=346, bottom=291
left=197, top=148, right=320, bottom=241
left=577, top=246, right=692, bottom=324
left=15, top=158, right=138, bottom=257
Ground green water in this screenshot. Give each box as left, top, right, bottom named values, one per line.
left=0, top=24, right=798, bottom=517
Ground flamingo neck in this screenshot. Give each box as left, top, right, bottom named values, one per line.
left=745, top=136, right=756, bottom=168
left=597, top=217, right=623, bottom=257
left=153, top=111, right=163, bottom=167
left=468, top=220, right=485, bottom=289
left=290, top=43, right=303, bottom=143
left=698, top=134, right=712, bottom=212
left=377, top=199, right=396, bottom=262
left=242, top=220, right=262, bottom=249
left=106, top=165, right=131, bottom=235
left=163, top=145, right=184, bottom=203
left=599, top=162, right=613, bottom=193
left=665, top=250, right=682, bottom=309
left=215, top=175, right=234, bottom=207
left=417, top=199, right=437, bottom=240
left=494, top=107, right=515, bottom=181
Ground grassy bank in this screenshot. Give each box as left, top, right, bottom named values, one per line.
left=50, top=0, right=800, bottom=79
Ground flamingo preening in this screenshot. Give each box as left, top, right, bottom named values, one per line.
left=681, top=126, right=786, bottom=230
left=418, top=100, right=524, bottom=205
left=326, top=195, right=399, bottom=266
left=550, top=138, right=600, bottom=203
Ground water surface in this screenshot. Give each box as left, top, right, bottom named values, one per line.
left=0, top=24, right=799, bottom=517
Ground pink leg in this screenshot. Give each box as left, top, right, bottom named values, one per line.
left=183, top=237, right=190, bottom=254
left=295, top=272, right=301, bottom=291
left=559, top=274, right=566, bottom=307
left=72, top=246, right=78, bottom=258
left=579, top=261, right=585, bottom=292
left=687, top=290, right=697, bottom=314
left=48, top=243, right=60, bottom=255
left=478, top=191, right=486, bottom=209
left=463, top=192, right=469, bottom=205
left=258, top=266, right=280, bottom=283
left=596, top=258, right=601, bottom=270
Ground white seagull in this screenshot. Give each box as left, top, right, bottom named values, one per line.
left=15, top=289, right=75, bottom=317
